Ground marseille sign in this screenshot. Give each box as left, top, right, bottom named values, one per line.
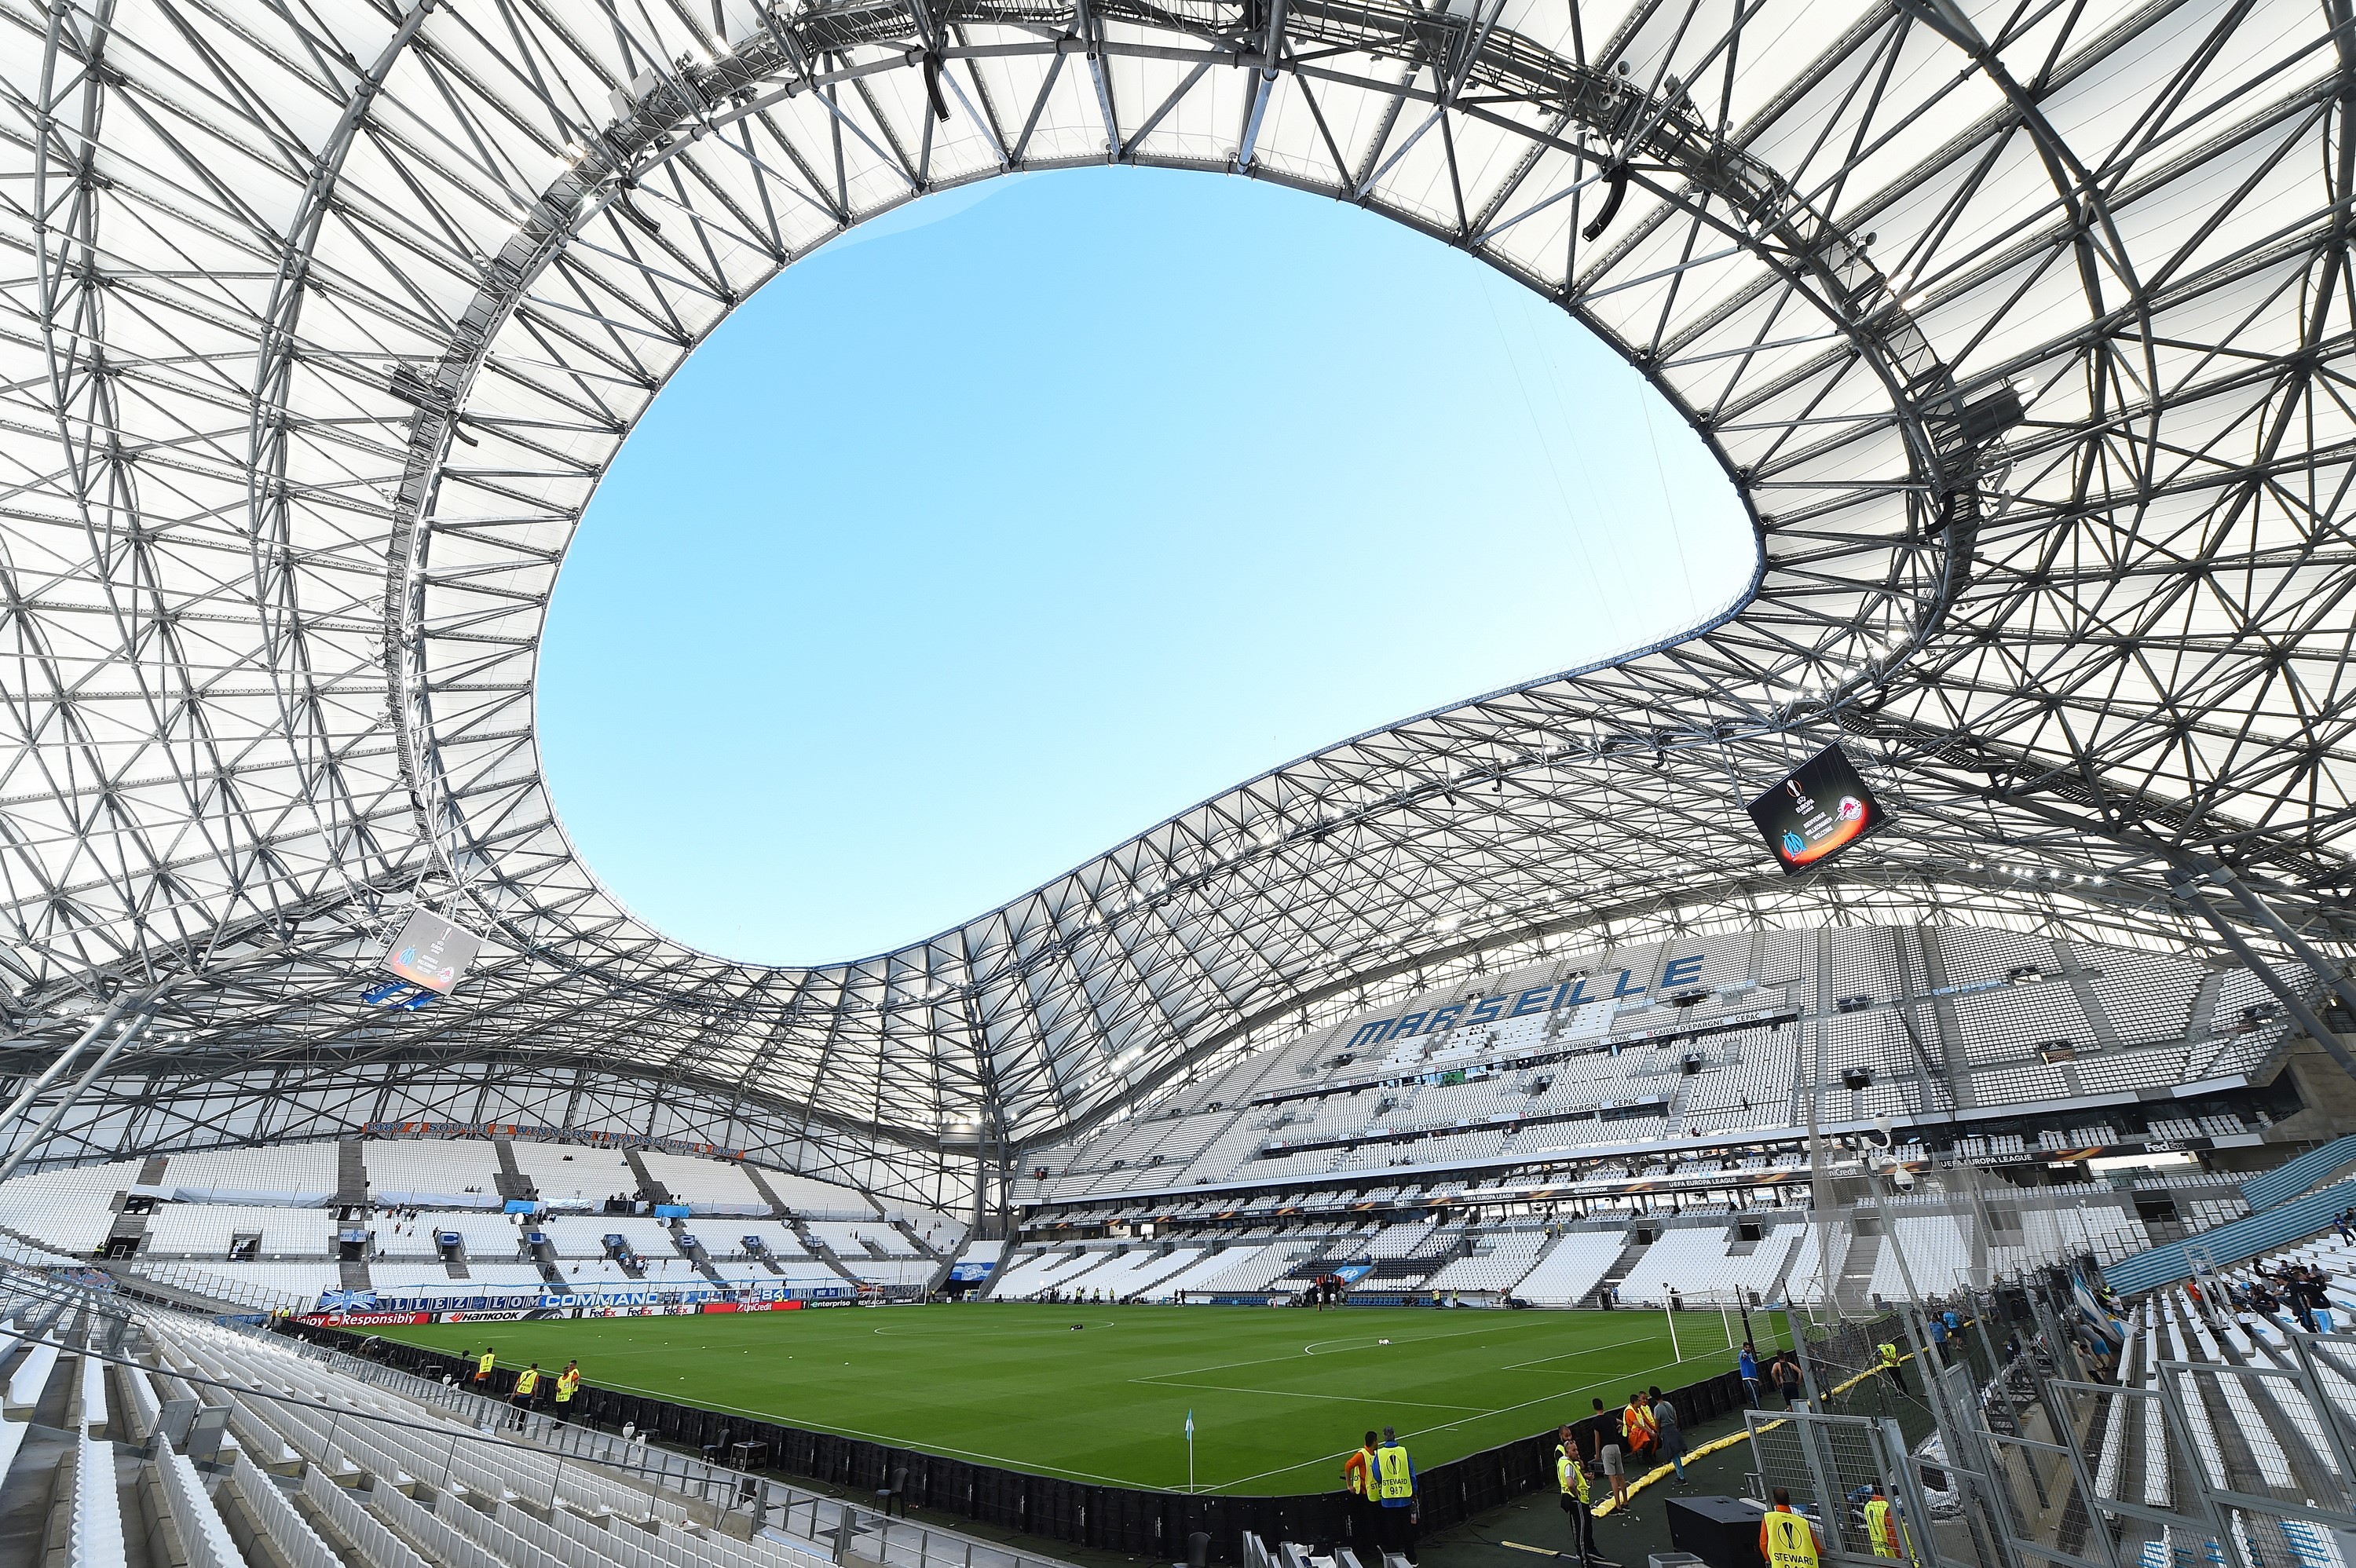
left=1342, top=955, right=1712, bottom=1051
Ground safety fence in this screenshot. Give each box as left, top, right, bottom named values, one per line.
left=276, top=1319, right=1764, bottom=1559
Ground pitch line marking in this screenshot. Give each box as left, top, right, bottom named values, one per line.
left=1142, top=1317, right=1546, bottom=1382
left=1132, top=1378, right=1489, bottom=1413
left=1503, top=1331, right=1671, bottom=1371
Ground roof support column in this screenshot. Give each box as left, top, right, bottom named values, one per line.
left=0, top=986, right=146, bottom=1146
left=2168, top=874, right=2356, bottom=1084
left=0, top=990, right=169, bottom=1183
left=2193, top=864, right=2356, bottom=1025
left=1235, top=0, right=1286, bottom=169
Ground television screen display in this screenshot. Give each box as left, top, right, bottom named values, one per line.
left=380, top=906, right=482, bottom=995
left=1746, top=743, right=1886, bottom=875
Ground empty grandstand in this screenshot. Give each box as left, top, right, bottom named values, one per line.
left=5, top=0, right=2356, bottom=1564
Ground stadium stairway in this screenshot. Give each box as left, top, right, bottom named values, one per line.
left=1835, top=1226, right=1883, bottom=1310
left=531, top=1231, right=576, bottom=1294
left=625, top=1149, right=672, bottom=1207
left=788, top=1221, right=863, bottom=1287
left=492, top=1135, right=536, bottom=1202
left=1586, top=1230, right=1648, bottom=1306
left=674, top=1226, right=729, bottom=1288
left=340, top=1254, right=373, bottom=1291
left=104, top=1203, right=147, bottom=1257
left=927, top=1231, right=978, bottom=1295
left=738, top=1164, right=792, bottom=1218
left=889, top=1217, right=940, bottom=1259
left=2106, top=1179, right=2356, bottom=1292
left=336, top=1139, right=368, bottom=1206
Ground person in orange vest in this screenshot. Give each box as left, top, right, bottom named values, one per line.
left=1760, top=1489, right=1823, bottom=1568
left=1341, top=1429, right=1380, bottom=1555
left=1621, top=1392, right=1657, bottom=1465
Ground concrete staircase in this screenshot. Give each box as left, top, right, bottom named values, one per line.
left=335, top=1139, right=368, bottom=1206
left=1586, top=1231, right=1652, bottom=1306
left=672, top=1225, right=728, bottom=1288
left=624, top=1149, right=671, bottom=1207
left=1835, top=1226, right=1883, bottom=1310
left=104, top=1204, right=148, bottom=1257
left=528, top=1231, right=572, bottom=1294
left=740, top=1164, right=792, bottom=1217
left=490, top=1137, right=535, bottom=1202
left=136, top=1154, right=170, bottom=1187
left=891, top=1217, right=940, bottom=1259
left=789, top=1219, right=863, bottom=1286
left=928, top=1233, right=979, bottom=1294
left=339, top=1257, right=372, bottom=1290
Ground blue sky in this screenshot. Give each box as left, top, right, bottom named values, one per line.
left=536, top=167, right=1754, bottom=965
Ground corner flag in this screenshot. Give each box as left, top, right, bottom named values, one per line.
left=1185, top=1409, right=1194, bottom=1440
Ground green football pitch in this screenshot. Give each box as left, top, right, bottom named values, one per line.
left=374, top=1304, right=1783, bottom=1495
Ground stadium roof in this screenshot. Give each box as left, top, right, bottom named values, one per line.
left=4, top=0, right=2354, bottom=1166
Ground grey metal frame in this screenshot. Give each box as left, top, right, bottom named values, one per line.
left=5, top=0, right=2356, bottom=1194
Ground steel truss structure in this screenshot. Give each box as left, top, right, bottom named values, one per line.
left=3, top=0, right=2355, bottom=1206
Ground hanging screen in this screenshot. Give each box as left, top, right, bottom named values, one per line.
left=1747, top=744, right=1887, bottom=875
left=380, top=907, right=482, bottom=995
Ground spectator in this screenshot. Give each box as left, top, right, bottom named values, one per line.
left=1739, top=1340, right=1761, bottom=1405
left=1592, top=1399, right=1629, bottom=1513
left=1776, top=1353, right=1805, bottom=1409
left=1374, top=1425, right=1418, bottom=1563
left=1650, top=1387, right=1685, bottom=1484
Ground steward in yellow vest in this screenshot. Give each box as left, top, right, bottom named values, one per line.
left=1371, top=1428, right=1418, bottom=1561
left=1864, top=1491, right=1908, bottom=1561
left=1556, top=1431, right=1595, bottom=1565
left=474, top=1348, right=496, bottom=1382
left=1760, top=1490, right=1821, bottom=1568
left=1376, top=1441, right=1414, bottom=1502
